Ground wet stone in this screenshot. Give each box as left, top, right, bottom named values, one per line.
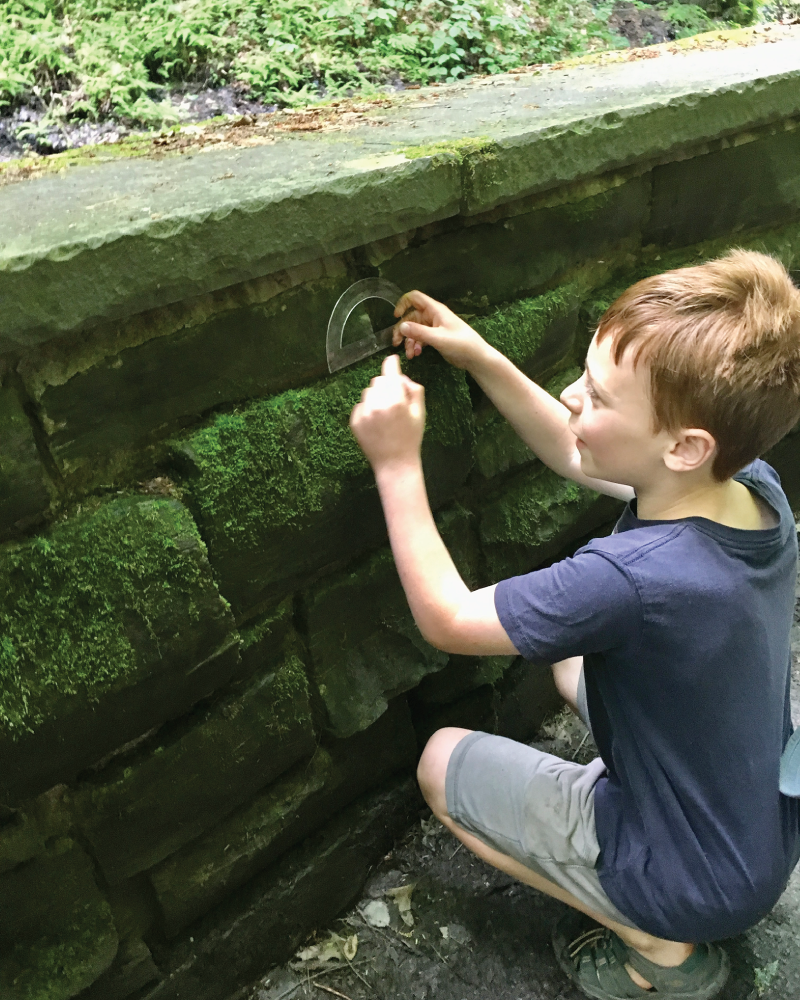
left=473, top=367, right=581, bottom=484
left=34, top=274, right=353, bottom=484
left=645, top=125, right=800, bottom=250
left=413, top=655, right=517, bottom=705
left=78, top=936, right=161, bottom=1000
left=149, top=696, right=418, bottom=936
left=304, top=505, right=481, bottom=740
left=478, top=464, right=623, bottom=580
left=0, top=495, right=239, bottom=807
left=306, top=546, right=449, bottom=738
left=140, top=776, right=422, bottom=1000
left=238, top=596, right=295, bottom=672
left=378, top=176, right=650, bottom=309
left=0, top=838, right=118, bottom=1000
left=0, top=378, right=52, bottom=539
left=75, top=646, right=315, bottom=884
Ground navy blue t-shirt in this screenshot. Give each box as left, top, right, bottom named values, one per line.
left=495, top=460, right=800, bottom=942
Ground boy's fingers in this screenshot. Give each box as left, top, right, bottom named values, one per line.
left=381, top=353, right=402, bottom=377
left=401, top=375, right=424, bottom=399
left=398, top=320, right=444, bottom=345
left=394, top=289, right=433, bottom=317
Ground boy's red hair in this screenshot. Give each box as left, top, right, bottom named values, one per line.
left=596, top=250, right=800, bottom=481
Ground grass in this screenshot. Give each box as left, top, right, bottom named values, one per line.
left=1, top=0, right=628, bottom=133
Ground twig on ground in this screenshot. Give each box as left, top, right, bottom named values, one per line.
left=273, top=961, right=373, bottom=1000
left=571, top=731, right=590, bottom=760
left=315, top=986, right=353, bottom=1000
left=449, top=842, right=463, bottom=860
left=343, top=954, right=381, bottom=999
left=430, top=942, right=478, bottom=986
left=355, top=914, right=424, bottom=956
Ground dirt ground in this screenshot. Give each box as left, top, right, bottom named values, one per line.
left=239, top=572, right=800, bottom=1000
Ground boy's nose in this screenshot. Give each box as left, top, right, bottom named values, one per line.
left=560, top=380, right=582, bottom=413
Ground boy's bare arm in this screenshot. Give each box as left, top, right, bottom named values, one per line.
left=350, top=355, right=518, bottom=654
left=394, top=290, right=633, bottom=501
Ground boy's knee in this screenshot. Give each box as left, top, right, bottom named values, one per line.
left=552, top=656, right=583, bottom=715
left=417, top=727, right=472, bottom=818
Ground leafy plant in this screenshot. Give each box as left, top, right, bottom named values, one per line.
left=659, top=1, right=714, bottom=36
left=0, top=0, right=625, bottom=132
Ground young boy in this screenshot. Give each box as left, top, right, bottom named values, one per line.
left=349, top=249, right=800, bottom=1000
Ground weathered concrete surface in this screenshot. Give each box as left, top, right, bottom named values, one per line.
left=0, top=495, right=239, bottom=807
left=74, top=649, right=315, bottom=884
left=140, top=776, right=422, bottom=1000
left=1, top=33, right=799, bottom=347
left=149, top=697, right=417, bottom=937
left=0, top=839, right=118, bottom=1000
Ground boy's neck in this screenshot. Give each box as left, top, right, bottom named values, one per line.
left=635, top=476, right=775, bottom=530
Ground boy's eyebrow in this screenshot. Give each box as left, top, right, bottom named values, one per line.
left=584, top=362, right=608, bottom=400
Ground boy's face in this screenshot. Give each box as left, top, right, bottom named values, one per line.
left=560, top=334, right=675, bottom=488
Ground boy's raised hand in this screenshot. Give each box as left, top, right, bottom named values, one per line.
left=350, top=354, right=426, bottom=471
left=393, top=290, right=486, bottom=370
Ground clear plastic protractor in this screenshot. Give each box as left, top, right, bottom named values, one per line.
left=326, top=277, right=404, bottom=373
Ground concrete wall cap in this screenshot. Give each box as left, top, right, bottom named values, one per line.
left=1, top=32, right=799, bottom=346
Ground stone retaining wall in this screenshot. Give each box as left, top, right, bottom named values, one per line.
left=1, top=30, right=800, bottom=1000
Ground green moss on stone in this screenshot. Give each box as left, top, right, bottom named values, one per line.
left=479, top=463, right=613, bottom=579
left=172, top=349, right=471, bottom=552
left=270, top=653, right=311, bottom=734
left=240, top=599, right=293, bottom=653
left=401, top=137, right=495, bottom=163
left=0, top=839, right=117, bottom=1000
left=483, top=466, right=589, bottom=549
left=0, top=496, right=208, bottom=737
left=474, top=366, right=581, bottom=482
left=473, top=284, right=581, bottom=368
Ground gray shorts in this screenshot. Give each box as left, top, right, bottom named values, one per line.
left=445, top=683, right=639, bottom=930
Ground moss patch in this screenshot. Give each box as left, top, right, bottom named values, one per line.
left=482, top=465, right=590, bottom=549
left=479, top=463, right=618, bottom=578
left=172, top=349, right=472, bottom=553
left=0, top=839, right=117, bottom=1000
left=474, top=366, right=581, bottom=481
left=472, top=283, right=581, bottom=368
left=401, top=137, right=496, bottom=163
left=0, top=496, right=209, bottom=737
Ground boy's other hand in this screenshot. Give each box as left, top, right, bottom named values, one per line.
left=350, top=354, right=426, bottom=471
left=393, top=290, right=486, bottom=370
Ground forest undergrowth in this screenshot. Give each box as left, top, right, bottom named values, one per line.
left=1, top=0, right=771, bottom=145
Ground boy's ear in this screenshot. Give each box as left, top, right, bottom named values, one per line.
left=663, top=428, right=717, bottom=474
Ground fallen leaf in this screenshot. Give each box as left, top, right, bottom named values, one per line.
left=386, top=884, right=415, bottom=927
left=293, top=931, right=357, bottom=968
left=342, top=934, right=358, bottom=961
left=439, top=925, right=450, bottom=940
left=361, top=900, right=391, bottom=928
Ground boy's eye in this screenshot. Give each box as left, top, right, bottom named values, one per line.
left=585, top=383, right=599, bottom=401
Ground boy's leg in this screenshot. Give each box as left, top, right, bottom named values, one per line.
left=552, top=655, right=583, bottom=716
left=418, top=727, right=694, bottom=991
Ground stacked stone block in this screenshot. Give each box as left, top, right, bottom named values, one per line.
left=0, top=76, right=799, bottom=1000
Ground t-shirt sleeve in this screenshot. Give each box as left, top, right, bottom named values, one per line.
left=494, top=549, right=642, bottom=662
